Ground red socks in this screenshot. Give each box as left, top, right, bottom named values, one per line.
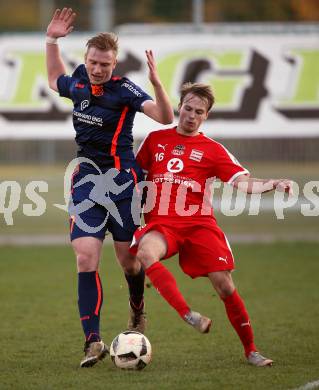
left=146, top=263, right=256, bottom=356
left=222, top=289, right=256, bottom=356
left=145, top=262, right=190, bottom=318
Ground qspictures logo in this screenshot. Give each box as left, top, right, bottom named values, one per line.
left=0, top=158, right=319, bottom=230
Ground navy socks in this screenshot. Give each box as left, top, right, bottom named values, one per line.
left=125, top=267, right=145, bottom=310
left=78, top=271, right=103, bottom=342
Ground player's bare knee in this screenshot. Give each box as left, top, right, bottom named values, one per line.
left=120, top=255, right=141, bottom=275
left=209, top=271, right=235, bottom=298
left=116, top=250, right=133, bottom=265
left=76, top=251, right=97, bottom=272
left=218, top=282, right=235, bottom=298
left=136, top=246, right=154, bottom=268
left=136, top=231, right=167, bottom=267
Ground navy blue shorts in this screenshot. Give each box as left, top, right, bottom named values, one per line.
left=68, top=163, right=143, bottom=242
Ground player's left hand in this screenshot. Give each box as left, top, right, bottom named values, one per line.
left=47, top=8, right=76, bottom=39
left=145, top=50, right=162, bottom=87
left=273, top=179, right=294, bottom=195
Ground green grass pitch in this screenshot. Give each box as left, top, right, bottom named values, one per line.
left=0, top=242, right=318, bottom=389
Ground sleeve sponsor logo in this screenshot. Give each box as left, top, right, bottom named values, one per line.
left=121, top=82, right=142, bottom=97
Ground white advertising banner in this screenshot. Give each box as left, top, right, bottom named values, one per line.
left=0, top=31, right=318, bottom=139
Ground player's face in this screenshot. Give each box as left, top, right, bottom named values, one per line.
left=177, top=93, right=209, bottom=136
left=85, top=47, right=117, bottom=85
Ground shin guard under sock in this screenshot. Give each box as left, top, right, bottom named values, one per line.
left=145, top=262, right=190, bottom=318
left=78, top=271, right=103, bottom=342
left=125, top=266, right=145, bottom=310
left=222, top=289, right=256, bottom=356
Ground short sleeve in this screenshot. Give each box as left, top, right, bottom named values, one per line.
left=212, top=143, right=249, bottom=183
left=57, top=74, right=74, bottom=99
left=136, top=134, right=152, bottom=172
left=120, top=79, right=153, bottom=112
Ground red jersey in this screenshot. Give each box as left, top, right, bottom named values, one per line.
left=136, top=127, right=248, bottom=220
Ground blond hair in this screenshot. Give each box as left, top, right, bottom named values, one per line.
left=86, top=32, right=118, bottom=55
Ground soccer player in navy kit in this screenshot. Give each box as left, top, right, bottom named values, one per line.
left=46, top=8, right=173, bottom=367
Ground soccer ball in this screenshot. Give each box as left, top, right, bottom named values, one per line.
left=110, top=331, right=152, bottom=370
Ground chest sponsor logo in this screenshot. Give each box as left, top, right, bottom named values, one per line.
left=167, top=158, right=184, bottom=173
left=73, top=111, right=103, bottom=126
left=189, top=149, right=204, bottom=162
left=80, top=100, right=90, bottom=111
left=172, top=144, right=185, bottom=156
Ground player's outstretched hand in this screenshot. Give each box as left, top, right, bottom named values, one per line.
left=145, top=50, right=162, bottom=87
left=46, top=8, right=76, bottom=39
left=273, top=179, right=294, bottom=195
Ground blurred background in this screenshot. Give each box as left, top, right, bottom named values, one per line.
left=1, top=0, right=319, bottom=31
left=0, top=0, right=318, bottom=243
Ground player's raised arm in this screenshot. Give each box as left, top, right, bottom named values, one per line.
left=46, top=8, right=76, bottom=92
left=142, top=50, right=174, bottom=125
left=232, top=174, right=293, bottom=195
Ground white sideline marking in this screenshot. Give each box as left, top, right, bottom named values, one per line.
left=291, top=380, right=319, bottom=390
left=1, top=233, right=319, bottom=246
left=0, top=234, right=113, bottom=246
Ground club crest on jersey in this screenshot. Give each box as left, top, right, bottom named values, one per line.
left=189, top=149, right=204, bottom=162
left=80, top=100, right=90, bottom=111
left=172, top=144, right=185, bottom=156
left=91, top=84, right=104, bottom=96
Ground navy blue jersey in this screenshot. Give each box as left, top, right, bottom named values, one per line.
left=57, top=64, right=152, bottom=170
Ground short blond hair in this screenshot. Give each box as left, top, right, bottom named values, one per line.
left=86, top=32, right=118, bottom=55
left=180, top=82, right=215, bottom=112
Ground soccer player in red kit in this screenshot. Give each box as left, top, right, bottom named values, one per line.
left=130, top=82, right=293, bottom=367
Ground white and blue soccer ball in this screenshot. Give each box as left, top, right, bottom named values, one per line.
left=110, top=331, right=152, bottom=370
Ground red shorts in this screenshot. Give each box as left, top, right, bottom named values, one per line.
left=130, top=217, right=235, bottom=278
